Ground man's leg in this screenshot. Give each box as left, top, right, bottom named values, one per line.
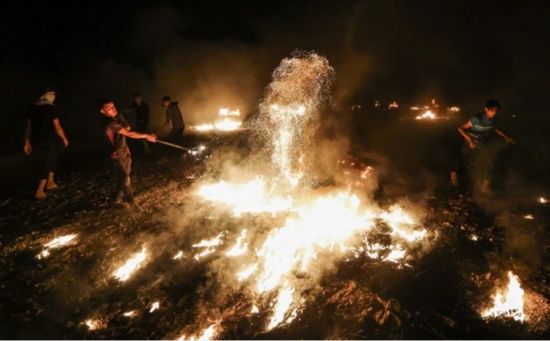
left=478, top=147, right=494, bottom=195
left=35, top=179, right=47, bottom=199
left=114, top=159, right=125, bottom=203
left=121, top=156, right=135, bottom=203
left=36, top=141, right=59, bottom=198
left=461, top=144, right=477, bottom=191
left=168, top=128, right=184, bottom=162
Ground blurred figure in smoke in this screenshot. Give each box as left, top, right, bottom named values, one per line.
left=127, top=92, right=151, bottom=155
left=155, top=96, right=185, bottom=162
left=457, top=99, right=515, bottom=195
left=430, top=98, right=441, bottom=117
left=23, top=86, right=69, bottom=199
left=99, top=98, right=157, bottom=206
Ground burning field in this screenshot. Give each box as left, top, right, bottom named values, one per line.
left=1, top=51, right=550, bottom=340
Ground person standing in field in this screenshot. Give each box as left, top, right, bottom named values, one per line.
left=23, top=87, right=69, bottom=199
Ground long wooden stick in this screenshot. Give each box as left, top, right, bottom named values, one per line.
left=157, top=140, right=191, bottom=151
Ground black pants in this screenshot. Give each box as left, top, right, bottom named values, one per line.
left=461, top=143, right=493, bottom=183
left=168, top=128, right=184, bottom=144
left=114, top=155, right=134, bottom=203
left=39, top=140, right=60, bottom=180
left=168, top=128, right=184, bottom=160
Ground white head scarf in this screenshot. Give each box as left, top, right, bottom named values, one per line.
left=38, top=91, right=56, bottom=105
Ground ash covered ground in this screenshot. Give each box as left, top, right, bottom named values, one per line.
left=1, top=117, right=549, bottom=340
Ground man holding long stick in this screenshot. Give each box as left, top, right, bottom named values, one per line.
left=99, top=98, right=157, bottom=206
left=155, top=95, right=186, bottom=162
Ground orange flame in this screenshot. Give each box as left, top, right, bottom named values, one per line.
left=481, top=271, right=526, bottom=322
left=113, top=247, right=147, bottom=282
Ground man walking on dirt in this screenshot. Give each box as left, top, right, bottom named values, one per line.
left=99, top=98, right=157, bottom=206
left=457, top=99, right=515, bottom=195
left=23, top=86, right=69, bottom=199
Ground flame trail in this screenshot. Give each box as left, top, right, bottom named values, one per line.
left=149, top=301, right=160, bottom=313
left=37, top=234, right=78, bottom=259
left=226, top=229, right=248, bottom=256
left=192, top=232, right=224, bottom=260
left=113, top=247, right=147, bottom=282
left=177, top=323, right=219, bottom=341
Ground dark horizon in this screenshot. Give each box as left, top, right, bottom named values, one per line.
left=2, top=0, right=550, bottom=153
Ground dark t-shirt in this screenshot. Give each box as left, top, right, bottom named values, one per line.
left=128, top=101, right=150, bottom=123
left=165, top=102, right=185, bottom=130
left=103, top=113, right=131, bottom=159
left=25, top=103, right=59, bottom=146
left=467, top=112, right=497, bottom=146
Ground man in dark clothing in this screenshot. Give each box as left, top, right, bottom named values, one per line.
left=127, top=92, right=151, bottom=155
left=155, top=96, right=185, bottom=160
left=457, top=99, right=515, bottom=194
left=24, top=87, right=69, bottom=199
left=99, top=99, right=157, bottom=205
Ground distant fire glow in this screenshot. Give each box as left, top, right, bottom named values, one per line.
left=415, top=110, right=436, bottom=120
left=195, top=108, right=242, bottom=131
left=84, top=319, right=104, bottom=330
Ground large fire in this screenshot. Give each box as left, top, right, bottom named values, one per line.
left=481, top=271, right=526, bottom=322
left=170, top=51, right=433, bottom=336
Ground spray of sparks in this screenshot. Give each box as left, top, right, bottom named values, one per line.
left=255, top=50, right=336, bottom=191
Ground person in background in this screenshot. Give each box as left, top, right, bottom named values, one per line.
left=155, top=95, right=185, bottom=161
left=23, top=87, right=69, bottom=199
left=127, top=92, right=151, bottom=155
left=99, top=98, right=157, bottom=206
left=457, top=99, right=515, bottom=195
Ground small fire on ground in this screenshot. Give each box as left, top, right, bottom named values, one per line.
left=481, top=271, right=526, bottom=322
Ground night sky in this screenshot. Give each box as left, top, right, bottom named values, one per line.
left=1, top=0, right=550, bottom=153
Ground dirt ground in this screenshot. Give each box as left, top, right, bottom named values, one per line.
left=1, top=121, right=549, bottom=340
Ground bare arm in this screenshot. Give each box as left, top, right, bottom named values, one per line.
left=53, top=118, right=69, bottom=147
left=458, top=121, right=476, bottom=149
left=118, top=127, right=157, bottom=142
left=24, top=118, right=32, bottom=155
left=494, top=128, right=515, bottom=144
